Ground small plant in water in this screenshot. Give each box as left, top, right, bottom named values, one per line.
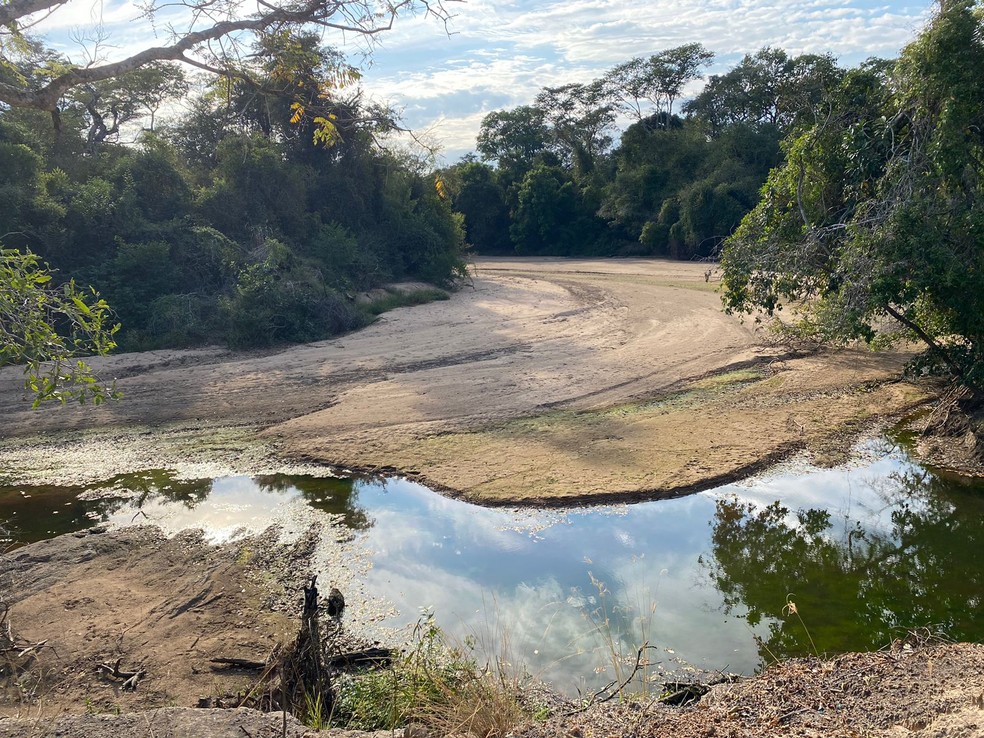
left=575, top=562, right=662, bottom=701
left=783, top=594, right=819, bottom=657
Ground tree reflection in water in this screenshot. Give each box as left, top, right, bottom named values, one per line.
left=254, top=474, right=372, bottom=531
left=701, top=465, right=984, bottom=667
left=2, top=470, right=374, bottom=547
left=0, top=469, right=214, bottom=545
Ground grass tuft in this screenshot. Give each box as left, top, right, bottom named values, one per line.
left=334, top=612, right=526, bottom=737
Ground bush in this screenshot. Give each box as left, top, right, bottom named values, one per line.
left=222, top=251, right=366, bottom=349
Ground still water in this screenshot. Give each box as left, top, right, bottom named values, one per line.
left=3, top=438, right=983, bottom=693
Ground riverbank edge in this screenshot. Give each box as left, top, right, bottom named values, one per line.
left=0, top=353, right=956, bottom=507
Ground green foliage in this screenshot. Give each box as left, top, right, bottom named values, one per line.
left=603, top=44, right=714, bottom=121
left=684, top=48, right=842, bottom=135
left=477, top=106, right=552, bottom=176
left=721, top=1, right=984, bottom=391
left=703, top=462, right=984, bottom=664
left=222, top=240, right=366, bottom=349
left=441, top=161, right=512, bottom=253
left=334, top=614, right=524, bottom=736
left=510, top=163, right=608, bottom=254
left=363, top=287, right=450, bottom=316
left=464, top=42, right=821, bottom=257
left=334, top=616, right=475, bottom=730
left=0, top=247, right=119, bottom=406
left=0, top=30, right=469, bottom=355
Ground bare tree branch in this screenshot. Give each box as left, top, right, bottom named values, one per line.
left=0, top=0, right=451, bottom=111
left=0, top=0, right=70, bottom=27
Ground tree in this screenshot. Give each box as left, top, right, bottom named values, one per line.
left=534, top=83, right=615, bottom=176
left=720, top=0, right=984, bottom=394
left=442, top=160, right=512, bottom=253
left=602, top=43, right=713, bottom=123
left=476, top=106, right=552, bottom=176
left=0, top=0, right=448, bottom=116
left=64, top=63, right=188, bottom=150
left=0, top=247, right=119, bottom=406
left=510, top=163, right=606, bottom=254
left=684, top=48, right=841, bottom=136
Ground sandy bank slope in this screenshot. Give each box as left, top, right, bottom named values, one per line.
left=0, top=258, right=928, bottom=502
left=267, top=258, right=928, bottom=502
left=0, top=526, right=324, bottom=720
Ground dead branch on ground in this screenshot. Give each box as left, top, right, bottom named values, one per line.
left=96, top=657, right=147, bottom=691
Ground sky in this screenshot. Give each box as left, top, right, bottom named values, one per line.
left=33, top=0, right=933, bottom=161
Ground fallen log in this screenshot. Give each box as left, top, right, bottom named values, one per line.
left=211, top=647, right=392, bottom=673
left=325, top=647, right=392, bottom=669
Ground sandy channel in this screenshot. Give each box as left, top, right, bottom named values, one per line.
left=0, top=258, right=930, bottom=502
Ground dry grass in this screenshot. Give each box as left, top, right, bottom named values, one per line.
left=414, top=664, right=526, bottom=738
left=334, top=614, right=527, bottom=737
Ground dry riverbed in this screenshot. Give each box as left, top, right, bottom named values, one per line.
left=0, top=258, right=931, bottom=498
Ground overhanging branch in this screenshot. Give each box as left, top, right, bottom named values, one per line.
left=883, top=303, right=965, bottom=382
left=0, top=0, right=441, bottom=111
left=0, top=0, right=70, bottom=26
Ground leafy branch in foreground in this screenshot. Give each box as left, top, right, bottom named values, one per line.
left=0, top=246, right=120, bottom=406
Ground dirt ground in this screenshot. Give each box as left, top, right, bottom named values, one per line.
left=0, top=525, right=319, bottom=721
left=512, top=639, right=984, bottom=738
left=0, top=258, right=932, bottom=500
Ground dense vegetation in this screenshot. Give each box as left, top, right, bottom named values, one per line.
left=3, top=0, right=982, bottom=401
left=445, top=44, right=840, bottom=259
left=0, top=33, right=468, bottom=357
left=451, top=1, right=984, bottom=394
left=721, top=0, right=984, bottom=395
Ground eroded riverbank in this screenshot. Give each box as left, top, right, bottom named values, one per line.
left=2, top=257, right=979, bottom=735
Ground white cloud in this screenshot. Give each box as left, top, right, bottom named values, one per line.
left=356, top=0, right=930, bottom=159
left=24, top=0, right=932, bottom=160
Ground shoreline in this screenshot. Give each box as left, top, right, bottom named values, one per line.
left=0, top=351, right=939, bottom=507
left=0, top=259, right=944, bottom=504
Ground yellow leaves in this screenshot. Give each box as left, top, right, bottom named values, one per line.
left=289, top=101, right=339, bottom=147
left=312, top=115, right=339, bottom=147
left=435, top=177, right=447, bottom=199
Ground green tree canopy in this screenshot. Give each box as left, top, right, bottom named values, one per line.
left=721, top=0, right=984, bottom=393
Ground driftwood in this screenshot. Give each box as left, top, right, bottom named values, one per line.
left=211, top=647, right=391, bottom=672
left=1, top=603, right=51, bottom=678
left=207, top=579, right=392, bottom=722
left=210, top=657, right=268, bottom=670
left=280, top=575, right=331, bottom=713
left=96, top=657, right=146, bottom=691
left=566, top=644, right=661, bottom=715
left=220, top=576, right=337, bottom=718
left=659, top=681, right=711, bottom=706
left=326, top=647, right=392, bottom=669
